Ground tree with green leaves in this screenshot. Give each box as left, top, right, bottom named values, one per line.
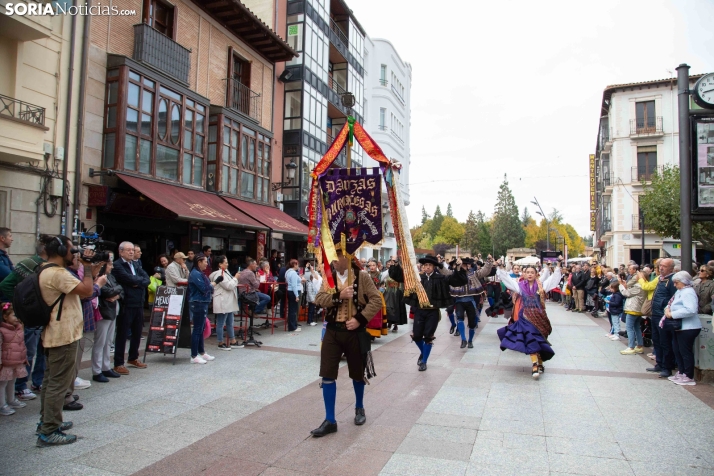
left=491, top=175, right=525, bottom=257
left=446, top=203, right=453, bottom=218
left=639, top=165, right=714, bottom=250
left=461, top=210, right=479, bottom=255
left=421, top=206, right=430, bottom=225
left=430, top=205, right=445, bottom=238
left=434, top=216, right=464, bottom=246
left=475, top=210, right=493, bottom=256
left=521, top=207, right=532, bottom=227
left=549, top=208, right=563, bottom=223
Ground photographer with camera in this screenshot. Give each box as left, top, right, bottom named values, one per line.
left=111, top=242, right=150, bottom=375
left=35, top=235, right=104, bottom=446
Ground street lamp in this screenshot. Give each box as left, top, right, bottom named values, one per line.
left=531, top=197, right=550, bottom=251
left=272, top=159, right=299, bottom=191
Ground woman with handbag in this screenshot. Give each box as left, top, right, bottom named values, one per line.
left=664, top=271, right=701, bottom=386
left=188, top=255, right=217, bottom=364
left=92, top=259, right=124, bottom=383
left=209, top=255, right=242, bottom=351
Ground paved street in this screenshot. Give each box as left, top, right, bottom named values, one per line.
left=2, top=304, right=714, bottom=476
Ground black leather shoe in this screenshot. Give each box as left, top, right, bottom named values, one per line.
left=460, top=340, right=467, bottom=349
left=92, top=374, right=109, bottom=383
left=103, top=369, right=121, bottom=378
left=449, top=325, right=455, bottom=334
left=310, top=419, right=337, bottom=437
left=354, top=408, right=366, bottom=426
left=417, top=354, right=423, bottom=365
left=454, top=329, right=461, bottom=337
left=468, top=341, right=474, bottom=349
left=418, top=362, right=427, bottom=371
left=62, top=401, right=83, bottom=411
left=659, top=369, right=672, bottom=378
left=646, top=366, right=662, bottom=373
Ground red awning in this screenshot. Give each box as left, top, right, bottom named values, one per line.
left=116, top=174, right=266, bottom=230
left=221, top=197, right=308, bottom=235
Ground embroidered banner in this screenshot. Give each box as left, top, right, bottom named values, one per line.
left=318, top=167, right=383, bottom=255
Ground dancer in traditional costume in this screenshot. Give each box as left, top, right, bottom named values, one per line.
left=390, top=255, right=468, bottom=371
left=495, top=262, right=562, bottom=379
left=310, top=249, right=382, bottom=437
left=450, top=256, right=497, bottom=349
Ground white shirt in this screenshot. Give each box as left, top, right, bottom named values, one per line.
left=122, top=258, right=136, bottom=276
left=336, top=269, right=348, bottom=285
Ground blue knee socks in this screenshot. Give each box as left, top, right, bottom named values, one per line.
left=422, top=342, right=433, bottom=363
left=448, top=311, right=456, bottom=327
left=322, top=379, right=336, bottom=423
left=468, top=328, right=475, bottom=342
left=414, top=338, right=424, bottom=355
left=353, top=380, right=365, bottom=409
left=457, top=321, right=466, bottom=341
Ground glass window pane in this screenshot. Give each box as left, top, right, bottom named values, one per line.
left=286, top=91, right=301, bottom=118
left=263, top=178, right=269, bottom=202
left=107, top=69, right=119, bottom=79
left=230, top=145, right=236, bottom=165
left=222, top=165, right=229, bottom=192
left=124, top=135, right=137, bottom=171
left=241, top=136, right=248, bottom=167
left=170, top=104, right=181, bottom=145
left=193, top=157, right=202, bottom=185
left=126, top=108, right=138, bottom=133
left=106, top=106, right=116, bottom=128
left=142, top=77, right=154, bottom=88
left=223, top=126, right=230, bottom=144
left=241, top=173, right=254, bottom=198
left=195, top=135, right=204, bottom=155
left=108, top=82, right=118, bottom=104
left=196, top=114, right=204, bottom=132
left=158, top=99, right=168, bottom=140
left=184, top=130, right=193, bottom=150
left=183, top=153, right=192, bottom=184
left=141, top=113, right=151, bottom=136
left=223, top=145, right=230, bottom=165
left=248, top=138, right=255, bottom=170
left=139, top=139, right=151, bottom=174
left=142, top=91, right=153, bottom=113
left=186, top=98, right=195, bottom=108
left=129, top=71, right=140, bottom=81
left=231, top=130, right=238, bottom=148
left=256, top=178, right=262, bottom=203
left=156, top=144, right=179, bottom=180
left=196, top=104, right=205, bottom=113
left=209, top=125, right=217, bottom=143
left=230, top=169, right=238, bottom=195
left=128, top=83, right=140, bottom=107
left=159, top=86, right=181, bottom=101
left=102, top=133, right=115, bottom=168
left=184, top=109, right=193, bottom=130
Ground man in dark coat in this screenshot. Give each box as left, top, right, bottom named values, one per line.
left=647, top=258, right=678, bottom=378
left=390, top=255, right=468, bottom=371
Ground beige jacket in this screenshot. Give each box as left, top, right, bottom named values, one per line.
left=620, top=275, right=645, bottom=315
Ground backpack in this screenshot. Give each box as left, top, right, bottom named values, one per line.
left=13, top=263, right=66, bottom=329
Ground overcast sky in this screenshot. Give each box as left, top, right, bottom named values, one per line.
left=349, top=0, right=714, bottom=236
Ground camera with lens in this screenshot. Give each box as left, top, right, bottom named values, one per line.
left=72, top=229, right=116, bottom=263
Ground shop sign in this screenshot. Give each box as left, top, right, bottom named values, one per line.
left=145, top=286, right=185, bottom=358
left=88, top=185, right=108, bottom=207
left=590, top=211, right=596, bottom=232
left=589, top=154, right=596, bottom=211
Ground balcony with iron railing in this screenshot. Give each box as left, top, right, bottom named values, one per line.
left=391, top=129, right=404, bottom=144
left=631, top=165, right=663, bottom=183
left=328, top=75, right=347, bottom=96
left=378, top=125, right=387, bottom=131
left=600, top=218, right=612, bottom=235
left=0, top=94, right=45, bottom=127
left=629, top=116, right=663, bottom=137
left=226, top=78, right=262, bottom=124
left=379, top=79, right=388, bottom=87
left=326, top=133, right=334, bottom=146
left=602, top=171, right=614, bottom=188
left=133, top=23, right=191, bottom=84
left=329, top=18, right=348, bottom=48
left=391, top=84, right=405, bottom=104
left=631, top=214, right=653, bottom=231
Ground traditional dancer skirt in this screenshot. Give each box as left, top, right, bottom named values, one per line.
left=497, top=317, right=555, bottom=361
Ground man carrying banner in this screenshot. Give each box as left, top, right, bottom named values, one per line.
left=390, top=255, right=468, bottom=371
left=310, top=247, right=382, bottom=438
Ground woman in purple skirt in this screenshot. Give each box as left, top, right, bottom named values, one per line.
left=496, top=261, right=563, bottom=379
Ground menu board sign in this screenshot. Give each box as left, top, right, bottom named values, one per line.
left=145, top=286, right=185, bottom=358
left=695, top=118, right=714, bottom=211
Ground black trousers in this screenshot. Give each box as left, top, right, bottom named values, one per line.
left=413, top=308, right=440, bottom=343
left=652, top=315, right=675, bottom=370
left=455, top=300, right=477, bottom=329
left=671, top=328, right=701, bottom=378
left=114, top=307, right=144, bottom=367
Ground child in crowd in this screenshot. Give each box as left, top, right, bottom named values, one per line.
left=606, top=282, right=624, bottom=341
left=0, top=303, right=29, bottom=416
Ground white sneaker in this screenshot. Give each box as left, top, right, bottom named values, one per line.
left=675, top=376, right=696, bottom=386
left=74, top=377, right=91, bottom=390
left=0, top=405, right=15, bottom=416
left=294, top=327, right=302, bottom=332
left=605, top=333, right=613, bottom=337
left=201, top=353, right=215, bottom=361
left=609, top=335, right=620, bottom=341
left=191, top=356, right=207, bottom=364
left=309, top=322, right=317, bottom=326
left=8, top=399, right=26, bottom=409
left=16, top=389, right=36, bottom=401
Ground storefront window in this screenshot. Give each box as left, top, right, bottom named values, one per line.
left=102, top=66, right=207, bottom=186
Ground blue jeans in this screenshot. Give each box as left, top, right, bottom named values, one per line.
left=288, top=291, right=299, bottom=331
left=625, top=314, right=643, bottom=348
left=214, top=312, right=235, bottom=342
left=254, top=292, right=271, bottom=314
left=15, top=328, right=45, bottom=391
left=190, top=301, right=208, bottom=358
left=610, top=313, right=622, bottom=335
